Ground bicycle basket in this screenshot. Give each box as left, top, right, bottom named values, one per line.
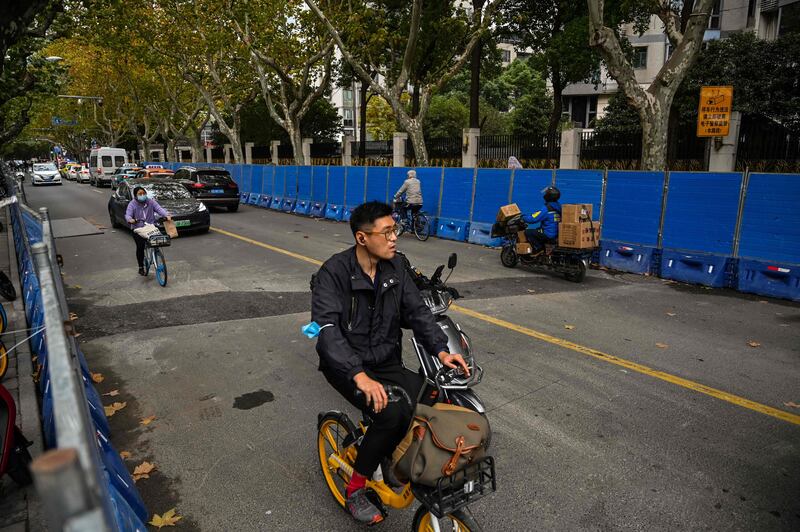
left=134, top=224, right=162, bottom=239
left=411, top=455, right=496, bottom=518
left=147, top=234, right=171, bottom=247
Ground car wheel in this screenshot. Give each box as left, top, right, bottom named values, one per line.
left=227, top=204, right=239, bottom=212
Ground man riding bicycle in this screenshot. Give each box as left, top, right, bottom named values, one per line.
left=393, top=169, right=423, bottom=226
left=311, top=201, right=469, bottom=525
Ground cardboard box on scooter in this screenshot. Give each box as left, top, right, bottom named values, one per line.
left=561, top=204, right=593, bottom=223
left=496, top=203, right=521, bottom=222
left=558, top=221, right=601, bottom=248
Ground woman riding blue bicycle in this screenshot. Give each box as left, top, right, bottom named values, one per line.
left=125, top=186, right=172, bottom=276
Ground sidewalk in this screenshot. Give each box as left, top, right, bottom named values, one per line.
left=0, top=208, right=44, bottom=532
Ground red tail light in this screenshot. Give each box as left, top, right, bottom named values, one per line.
left=192, top=182, right=204, bottom=189
left=227, top=182, right=238, bottom=189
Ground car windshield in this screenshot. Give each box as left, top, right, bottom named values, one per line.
left=141, top=183, right=192, bottom=200
left=34, top=163, right=57, bottom=171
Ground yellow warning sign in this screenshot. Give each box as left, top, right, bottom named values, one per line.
left=697, top=86, right=733, bottom=137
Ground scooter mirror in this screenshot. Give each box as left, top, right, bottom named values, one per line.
left=447, top=253, right=457, bottom=269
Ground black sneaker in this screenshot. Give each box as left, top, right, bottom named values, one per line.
left=138, top=267, right=145, bottom=276
left=346, top=488, right=384, bottom=525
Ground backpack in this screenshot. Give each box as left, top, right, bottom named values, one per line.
left=392, top=403, right=490, bottom=487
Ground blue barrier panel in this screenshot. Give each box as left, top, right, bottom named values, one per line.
left=286, top=166, right=299, bottom=199
left=602, top=171, right=664, bottom=245
left=261, top=165, right=275, bottom=195
left=467, top=222, right=503, bottom=247
left=309, top=201, right=327, bottom=218
left=599, top=241, right=660, bottom=275
left=228, top=164, right=242, bottom=186
left=737, top=259, right=800, bottom=301
left=342, top=206, right=353, bottom=222
left=440, top=168, right=475, bottom=222
left=472, top=169, right=512, bottom=224
left=325, top=203, right=344, bottom=221
left=345, top=166, right=367, bottom=207
left=239, top=164, right=252, bottom=194
left=366, top=166, right=389, bottom=203
left=297, top=166, right=312, bottom=200
left=294, top=199, right=312, bottom=215
left=239, top=192, right=248, bottom=204
left=108, top=484, right=149, bottom=531
left=312, top=166, right=328, bottom=202
left=738, top=173, right=800, bottom=265
left=282, top=198, right=297, bottom=213
left=270, top=196, right=284, bottom=210
left=257, top=194, right=272, bottom=209
left=554, top=169, right=603, bottom=218
left=249, top=165, right=263, bottom=197
left=510, top=169, right=552, bottom=217
left=662, top=171, right=742, bottom=254
left=660, top=250, right=733, bottom=288
left=328, top=166, right=346, bottom=205
left=96, top=429, right=149, bottom=523
left=437, top=219, right=469, bottom=241
left=274, top=166, right=288, bottom=198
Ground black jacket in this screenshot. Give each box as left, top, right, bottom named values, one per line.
left=311, top=247, right=449, bottom=381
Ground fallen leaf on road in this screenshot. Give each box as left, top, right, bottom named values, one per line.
left=103, top=402, right=127, bottom=417
left=91, top=372, right=104, bottom=383
left=140, top=415, right=157, bottom=426
left=564, top=324, right=575, bottom=330
left=149, top=508, right=182, bottom=528
left=102, top=390, right=119, bottom=397
left=133, top=461, right=156, bottom=481
left=784, top=402, right=800, bottom=409
left=526, top=289, right=535, bottom=293
left=666, top=312, right=676, bottom=317
left=69, top=312, right=78, bottom=321
left=759, top=300, right=768, bottom=304
left=655, top=343, right=669, bottom=349
left=72, top=284, right=82, bottom=289
left=120, top=451, right=132, bottom=460
left=747, top=341, right=761, bottom=348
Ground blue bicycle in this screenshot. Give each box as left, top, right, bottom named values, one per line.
left=142, top=233, right=170, bottom=287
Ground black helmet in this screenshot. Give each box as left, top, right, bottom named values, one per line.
left=542, top=186, right=561, bottom=203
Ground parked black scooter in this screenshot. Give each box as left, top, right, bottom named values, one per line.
left=492, top=214, right=594, bottom=282
left=0, top=383, right=33, bottom=486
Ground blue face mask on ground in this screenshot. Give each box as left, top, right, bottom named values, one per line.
left=136, top=194, right=147, bottom=203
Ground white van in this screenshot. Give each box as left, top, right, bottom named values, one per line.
left=89, top=147, right=128, bottom=187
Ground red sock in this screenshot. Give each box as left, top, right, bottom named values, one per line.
left=346, top=471, right=367, bottom=497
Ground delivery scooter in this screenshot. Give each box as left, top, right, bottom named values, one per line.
left=0, top=382, right=33, bottom=486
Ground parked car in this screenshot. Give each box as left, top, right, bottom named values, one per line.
left=89, top=147, right=128, bottom=187
left=134, top=168, right=174, bottom=180
left=171, top=166, right=239, bottom=212
left=108, top=179, right=210, bottom=234
left=111, top=167, right=141, bottom=187
left=31, top=162, right=62, bottom=186
left=62, top=163, right=81, bottom=180
left=78, top=165, right=91, bottom=183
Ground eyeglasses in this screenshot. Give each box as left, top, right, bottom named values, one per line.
left=362, top=224, right=400, bottom=241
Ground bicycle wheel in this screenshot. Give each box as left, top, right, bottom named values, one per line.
left=0, top=341, right=9, bottom=380
left=317, top=413, right=358, bottom=509
left=154, top=249, right=168, bottom=287
left=413, top=213, right=431, bottom=241
left=412, top=506, right=481, bottom=532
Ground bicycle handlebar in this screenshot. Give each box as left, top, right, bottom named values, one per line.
left=354, top=385, right=413, bottom=409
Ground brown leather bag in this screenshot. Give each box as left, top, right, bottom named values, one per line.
left=392, top=403, right=489, bottom=487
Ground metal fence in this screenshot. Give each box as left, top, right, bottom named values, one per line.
left=478, top=134, right=560, bottom=168
left=580, top=127, right=706, bottom=171
left=737, top=116, right=800, bottom=172
left=5, top=169, right=148, bottom=530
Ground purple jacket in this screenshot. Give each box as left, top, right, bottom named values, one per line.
left=125, top=198, right=169, bottom=228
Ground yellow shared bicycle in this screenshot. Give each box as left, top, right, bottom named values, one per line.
left=317, top=380, right=496, bottom=531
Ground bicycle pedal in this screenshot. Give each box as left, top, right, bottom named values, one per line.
left=364, top=488, right=388, bottom=518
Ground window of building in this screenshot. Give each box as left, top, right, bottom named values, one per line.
left=632, top=46, right=648, bottom=69
left=587, top=96, right=598, bottom=129
left=343, top=89, right=353, bottom=106
left=779, top=2, right=800, bottom=36
left=501, top=49, right=511, bottom=63
left=343, top=108, right=353, bottom=128
left=708, top=0, right=721, bottom=29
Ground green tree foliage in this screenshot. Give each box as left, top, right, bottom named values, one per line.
left=424, top=96, right=469, bottom=138
left=482, top=59, right=551, bottom=136
left=239, top=98, right=341, bottom=145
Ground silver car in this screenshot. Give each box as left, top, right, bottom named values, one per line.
left=31, top=163, right=62, bottom=186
